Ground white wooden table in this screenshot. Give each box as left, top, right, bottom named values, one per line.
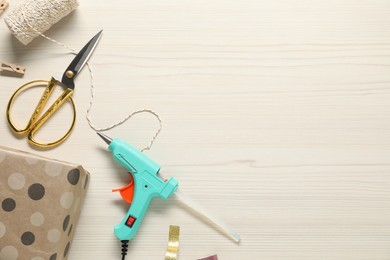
left=1, top=0, right=390, bottom=259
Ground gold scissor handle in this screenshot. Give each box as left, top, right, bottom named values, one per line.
left=7, top=77, right=76, bottom=148
left=7, top=78, right=56, bottom=134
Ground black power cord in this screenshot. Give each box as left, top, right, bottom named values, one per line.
left=121, top=240, right=129, bottom=260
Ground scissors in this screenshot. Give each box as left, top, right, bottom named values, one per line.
left=6, top=30, right=102, bottom=148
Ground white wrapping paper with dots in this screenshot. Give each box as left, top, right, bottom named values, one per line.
left=0, top=146, right=89, bottom=260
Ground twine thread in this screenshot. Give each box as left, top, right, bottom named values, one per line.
left=5, top=0, right=162, bottom=151
left=4, top=0, right=79, bottom=45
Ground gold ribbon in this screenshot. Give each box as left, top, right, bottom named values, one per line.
left=165, top=225, right=180, bottom=260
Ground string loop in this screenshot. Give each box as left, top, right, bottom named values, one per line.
left=85, top=61, right=162, bottom=152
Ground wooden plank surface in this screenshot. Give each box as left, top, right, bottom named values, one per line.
left=1, top=0, right=390, bottom=259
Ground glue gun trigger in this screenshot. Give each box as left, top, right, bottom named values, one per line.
left=112, top=174, right=134, bottom=204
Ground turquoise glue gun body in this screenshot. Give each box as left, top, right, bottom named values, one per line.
left=98, top=132, right=178, bottom=241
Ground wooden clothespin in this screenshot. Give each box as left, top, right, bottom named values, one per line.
left=0, top=0, right=9, bottom=16
left=1, top=62, right=26, bottom=77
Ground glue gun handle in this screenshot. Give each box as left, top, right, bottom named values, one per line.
left=114, top=188, right=153, bottom=241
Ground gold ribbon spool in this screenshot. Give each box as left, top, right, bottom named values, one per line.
left=165, top=225, right=180, bottom=260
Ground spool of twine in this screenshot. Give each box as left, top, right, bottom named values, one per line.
left=4, top=0, right=79, bottom=45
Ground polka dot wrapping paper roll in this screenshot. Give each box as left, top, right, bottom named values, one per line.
left=0, top=146, right=90, bottom=260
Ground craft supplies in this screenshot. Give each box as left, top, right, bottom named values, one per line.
left=97, top=132, right=240, bottom=259
left=0, top=0, right=8, bottom=15
left=165, top=225, right=180, bottom=260
left=4, top=0, right=78, bottom=45
left=97, top=132, right=178, bottom=260
left=3, top=0, right=162, bottom=151
left=1, top=62, right=26, bottom=77
left=6, top=31, right=102, bottom=148
left=0, top=146, right=89, bottom=259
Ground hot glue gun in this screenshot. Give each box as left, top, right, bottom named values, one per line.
left=97, top=132, right=241, bottom=260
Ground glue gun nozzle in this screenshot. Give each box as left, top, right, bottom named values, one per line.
left=97, top=132, right=112, bottom=145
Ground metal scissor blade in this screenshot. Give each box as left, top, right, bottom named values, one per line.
left=61, top=30, right=103, bottom=89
